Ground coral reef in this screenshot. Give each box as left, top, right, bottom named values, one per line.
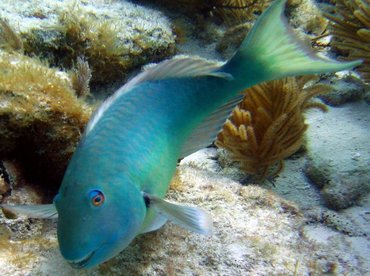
left=325, top=0, right=370, bottom=83
left=210, top=0, right=272, bottom=26
left=288, top=0, right=328, bottom=36
left=0, top=51, right=92, bottom=188
left=216, top=76, right=329, bottom=181
left=22, top=2, right=175, bottom=85
left=139, top=0, right=272, bottom=26
left=0, top=0, right=176, bottom=86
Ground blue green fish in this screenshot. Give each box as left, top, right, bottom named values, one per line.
left=1, top=0, right=361, bottom=269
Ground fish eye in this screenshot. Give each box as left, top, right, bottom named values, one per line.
left=89, top=190, right=105, bottom=207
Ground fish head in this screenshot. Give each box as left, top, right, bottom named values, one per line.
left=54, top=169, right=146, bottom=269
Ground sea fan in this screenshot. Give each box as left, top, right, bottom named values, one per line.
left=216, top=76, right=329, bottom=181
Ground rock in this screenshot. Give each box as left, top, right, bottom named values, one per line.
left=0, top=175, right=9, bottom=195
left=0, top=0, right=176, bottom=85
left=304, top=102, right=370, bottom=210
left=364, top=87, right=370, bottom=105
left=304, top=155, right=332, bottom=189
left=288, top=0, right=328, bottom=36
left=304, top=206, right=366, bottom=236
left=321, top=170, right=370, bottom=210
left=216, top=23, right=250, bottom=59
left=319, top=75, right=367, bottom=106
left=180, top=147, right=220, bottom=173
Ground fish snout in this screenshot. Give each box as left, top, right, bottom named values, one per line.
left=66, top=250, right=95, bottom=269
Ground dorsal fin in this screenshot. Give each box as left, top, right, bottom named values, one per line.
left=179, top=94, right=244, bottom=158
left=86, top=55, right=232, bottom=134
left=141, top=55, right=232, bottom=80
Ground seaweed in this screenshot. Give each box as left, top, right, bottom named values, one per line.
left=71, top=56, right=92, bottom=98
left=211, top=0, right=272, bottom=26
left=22, top=3, right=175, bottom=85
left=0, top=51, right=92, bottom=188
left=216, top=76, right=329, bottom=181
left=139, top=0, right=271, bottom=26
left=325, top=0, right=370, bottom=83
left=0, top=18, right=23, bottom=52
left=217, top=0, right=272, bottom=24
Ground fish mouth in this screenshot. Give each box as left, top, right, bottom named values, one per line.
left=67, top=251, right=95, bottom=269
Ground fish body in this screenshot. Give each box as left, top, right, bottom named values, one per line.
left=55, top=76, right=237, bottom=263
left=1, top=0, right=361, bottom=269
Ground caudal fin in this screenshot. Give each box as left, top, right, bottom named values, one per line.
left=227, top=0, right=362, bottom=83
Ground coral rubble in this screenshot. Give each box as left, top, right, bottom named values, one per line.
left=216, top=77, right=329, bottom=181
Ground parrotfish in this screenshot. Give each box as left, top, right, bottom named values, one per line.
left=1, top=0, right=361, bottom=269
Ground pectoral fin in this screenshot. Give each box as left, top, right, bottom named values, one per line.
left=0, top=204, right=58, bottom=219
left=143, top=193, right=213, bottom=235
left=140, top=212, right=168, bottom=234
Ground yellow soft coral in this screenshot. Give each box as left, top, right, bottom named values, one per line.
left=325, top=0, right=370, bottom=83
left=216, top=76, right=329, bottom=181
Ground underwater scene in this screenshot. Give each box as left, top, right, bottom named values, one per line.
left=0, top=0, right=369, bottom=274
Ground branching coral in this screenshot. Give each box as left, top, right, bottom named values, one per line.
left=0, top=51, right=92, bottom=187
left=216, top=77, right=329, bottom=181
left=325, top=0, right=370, bottom=83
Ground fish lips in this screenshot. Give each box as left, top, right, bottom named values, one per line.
left=67, top=250, right=95, bottom=269
left=64, top=242, right=120, bottom=269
